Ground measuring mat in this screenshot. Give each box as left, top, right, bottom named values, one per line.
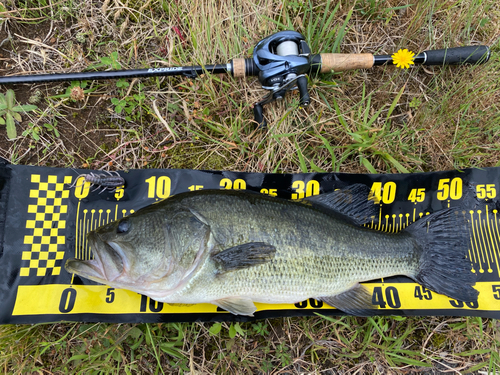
left=0, top=159, right=499, bottom=323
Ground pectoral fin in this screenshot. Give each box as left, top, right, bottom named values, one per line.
left=319, top=284, right=378, bottom=316
left=211, top=242, right=276, bottom=273
left=213, top=297, right=257, bottom=316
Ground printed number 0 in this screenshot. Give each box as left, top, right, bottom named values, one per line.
left=59, top=288, right=77, bottom=313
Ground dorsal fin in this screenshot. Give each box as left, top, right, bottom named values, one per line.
left=305, top=184, right=378, bottom=225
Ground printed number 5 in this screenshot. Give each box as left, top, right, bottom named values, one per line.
left=493, top=285, right=500, bottom=300
left=106, top=288, right=115, bottom=303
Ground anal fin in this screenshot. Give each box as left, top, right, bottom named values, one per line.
left=213, top=297, right=257, bottom=316
left=166, top=303, right=196, bottom=307
left=319, top=284, right=378, bottom=316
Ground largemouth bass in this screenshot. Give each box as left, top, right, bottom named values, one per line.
left=65, top=185, right=478, bottom=316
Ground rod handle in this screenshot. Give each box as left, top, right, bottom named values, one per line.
left=423, top=46, right=490, bottom=65
left=319, top=53, right=374, bottom=73
left=231, top=58, right=258, bottom=78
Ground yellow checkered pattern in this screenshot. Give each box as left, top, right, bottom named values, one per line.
left=20, top=174, right=72, bottom=277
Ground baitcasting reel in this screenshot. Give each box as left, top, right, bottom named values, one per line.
left=251, top=31, right=313, bottom=128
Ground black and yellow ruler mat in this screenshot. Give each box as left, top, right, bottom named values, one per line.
left=1, top=158, right=500, bottom=323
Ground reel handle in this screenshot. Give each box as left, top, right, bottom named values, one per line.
left=297, top=75, right=310, bottom=106
left=253, top=103, right=267, bottom=129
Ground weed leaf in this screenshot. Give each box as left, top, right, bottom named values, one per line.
left=13, top=105, right=38, bottom=112
left=208, top=323, right=222, bottom=336
left=6, top=113, right=15, bottom=139
left=5, top=90, right=14, bottom=108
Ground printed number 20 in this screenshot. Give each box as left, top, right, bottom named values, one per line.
left=220, top=178, right=246, bottom=190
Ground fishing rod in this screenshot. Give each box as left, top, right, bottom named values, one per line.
left=0, top=31, right=490, bottom=127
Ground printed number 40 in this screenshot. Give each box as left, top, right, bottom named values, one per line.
left=369, top=182, right=396, bottom=205
left=372, top=286, right=401, bottom=309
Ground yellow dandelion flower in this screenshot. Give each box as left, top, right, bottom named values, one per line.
left=391, top=49, right=415, bottom=69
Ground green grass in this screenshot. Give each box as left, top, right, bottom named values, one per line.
left=0, top=0, right=499, bottom=373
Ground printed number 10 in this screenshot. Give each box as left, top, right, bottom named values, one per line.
left=145, top=176, right=171, bottom=199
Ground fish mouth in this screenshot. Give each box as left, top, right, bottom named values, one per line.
left=65, top=232, right=125, bottom=284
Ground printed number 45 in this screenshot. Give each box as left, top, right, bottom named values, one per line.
left=408, top=188, right=425, bottom=203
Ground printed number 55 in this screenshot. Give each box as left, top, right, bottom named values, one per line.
left=476, top=184, right=496, bottom=199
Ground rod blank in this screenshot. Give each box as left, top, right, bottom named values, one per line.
left=0, top=65, right=230, bottom=85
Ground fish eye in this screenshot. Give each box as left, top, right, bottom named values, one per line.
left=117, top=219, right=130, bottom=234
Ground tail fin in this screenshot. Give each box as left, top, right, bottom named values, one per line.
left=405, top=208, right=479, bottom=302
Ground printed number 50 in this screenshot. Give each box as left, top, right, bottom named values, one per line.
left=436, top=178, right=462, bottom=201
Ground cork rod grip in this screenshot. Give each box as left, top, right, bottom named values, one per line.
left=320, top=53, right=374, bottom=73
left=232, top=58, right=247, bottom=78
